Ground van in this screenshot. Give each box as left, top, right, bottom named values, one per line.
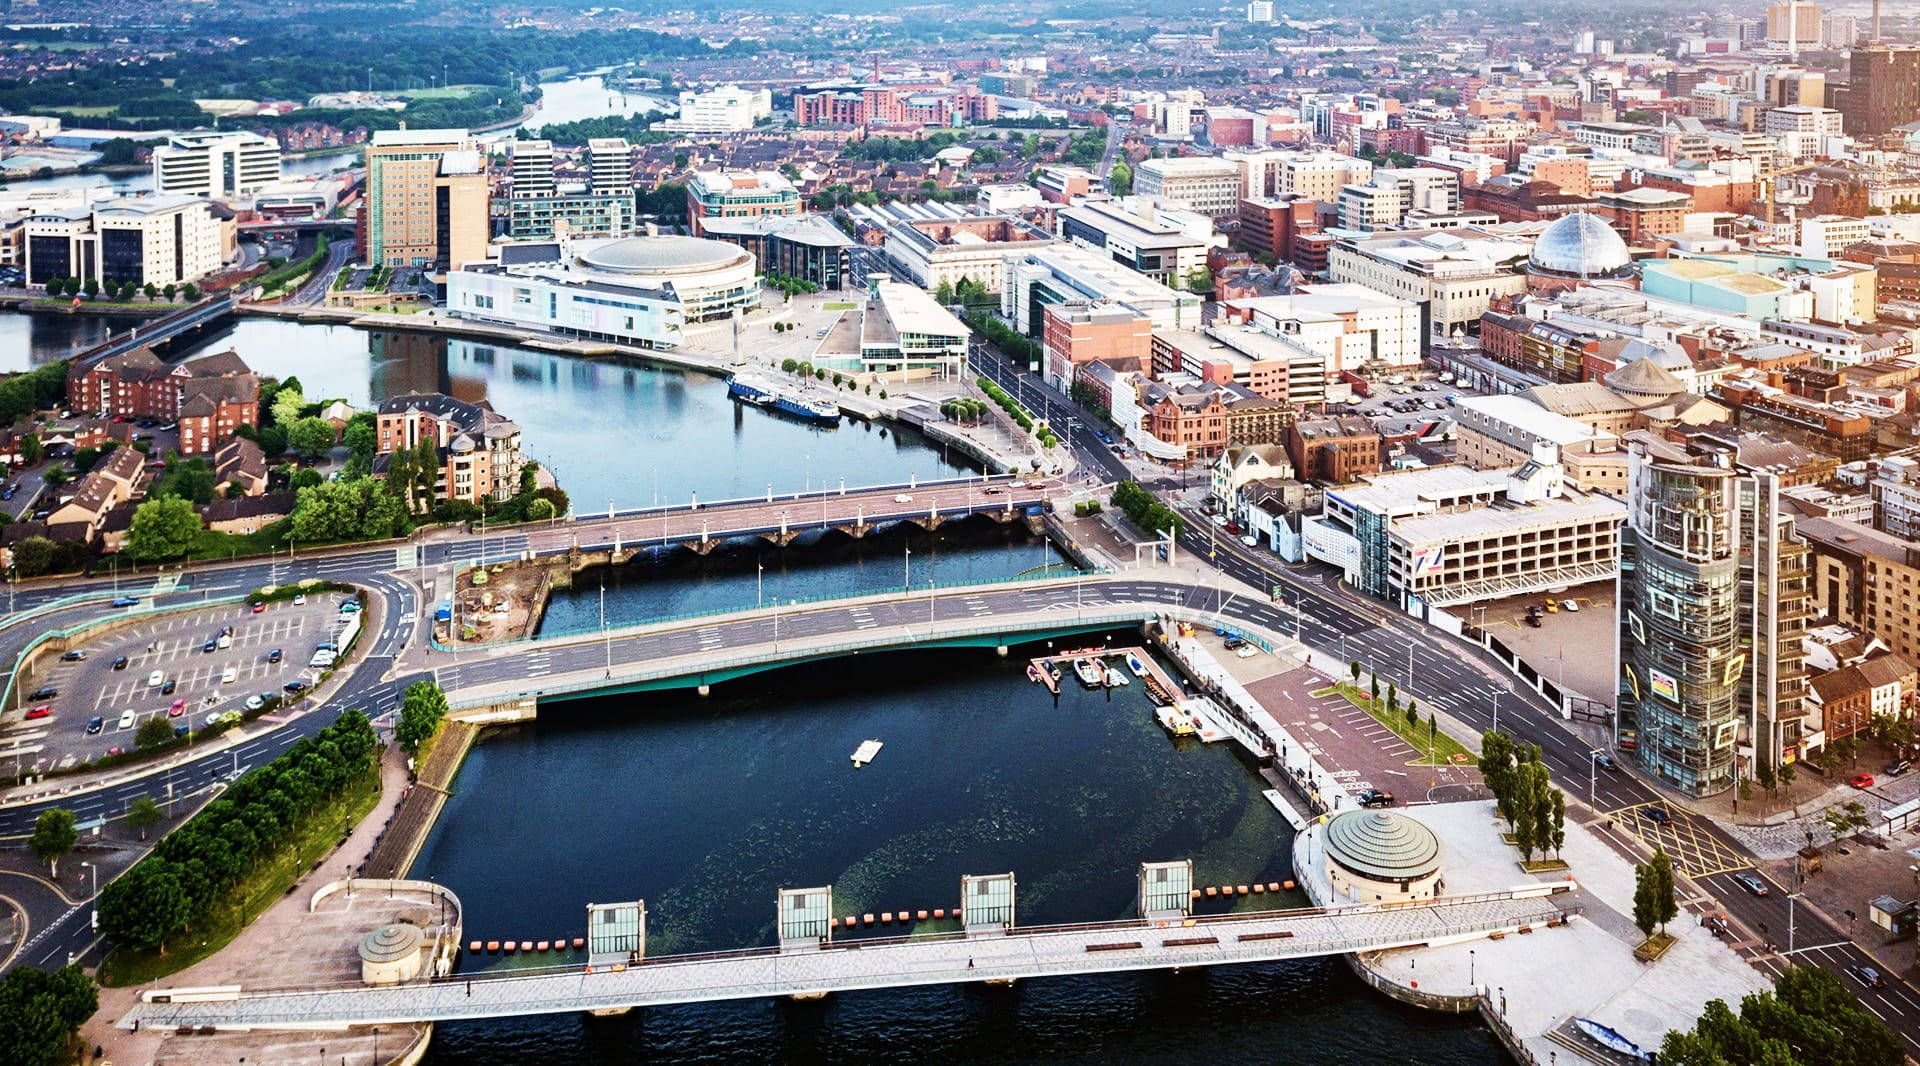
left=309, top=649, right=337, bottom=668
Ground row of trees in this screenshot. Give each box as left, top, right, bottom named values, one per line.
left=97, top=710, right=378, bottom=953
left=934, top=276, right=995, bottom=310
left=287, top=478, right=412, bottom=545
left=962, top=310, right=1040, bottom=366
left=1477, top=730, right=1566, bottom=862
left=1110, top=480, right=1186, bottom=540
left=255, top=234, right=330, bottom=296
left=0, top=360, right=67, bottom=426
left=1659, top=966, right=1902, bottom=1066
left=940, top=397, right=989, bottom=422
left=40, top=277, right=198, bottom=302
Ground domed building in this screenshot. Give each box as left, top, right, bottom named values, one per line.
left=1322, top=809, right=1445, bottom=904
left=1526, top=212, right=1634, bottom=292
left=448, top=232, right=761, bottom=350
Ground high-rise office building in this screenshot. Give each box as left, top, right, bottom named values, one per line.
left=1616, top=437, right=1812, bottom=797
left=362, top=129, right=489, bottom=270
left=1833, top=44, right=1920, bottom=136
left=505, top=138, right=636, bottom=240
left=151, top=131, right=282, bottom=199
left=1767, top=2, right=1822, bottom=50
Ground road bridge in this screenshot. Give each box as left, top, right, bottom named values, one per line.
left=433, top=574, right=1244, bottom=713
left=492, top=474, right=1055, bottom=565
left=121, top=889, right=1570, bottom=1030
left=64, top=294, right=236, bottom=369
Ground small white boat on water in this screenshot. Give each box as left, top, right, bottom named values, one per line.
left=1073, top=659, right=1106, bottom=688
left=1125, top=653, right=1149, bottom=677
left=851, top=739, right=884, bottom=767
left=1155, top=706, right=1196, bottom=736
left=1105, top=666, right=1131, bottom=687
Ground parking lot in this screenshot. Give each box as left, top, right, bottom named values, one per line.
left=1465, top=581, right=1616, bottom=705
left=1, top=595, right=359, bottom=774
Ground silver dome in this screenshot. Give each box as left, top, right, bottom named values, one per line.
left=1323, top=809, right=1443, bottom=882
left=576, top=235, right=751, bottom=276
left=1529, top=212, right=1631, bottom=278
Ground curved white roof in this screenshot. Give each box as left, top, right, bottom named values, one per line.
left=1530, top=212, right=1631, bottom=278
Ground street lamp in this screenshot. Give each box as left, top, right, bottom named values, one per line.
left=81, top=860, right=96, bottom=898
left=1469, top=948, right=1475, bottom=987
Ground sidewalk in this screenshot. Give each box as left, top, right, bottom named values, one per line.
left=80, top=739, right=419, bottom=1066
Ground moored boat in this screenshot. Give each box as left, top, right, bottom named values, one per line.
left=1073, top=658, right=1106, bottom=687
left=1105, top=666, right=1130, bottom=687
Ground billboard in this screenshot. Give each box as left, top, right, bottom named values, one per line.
left=1650, top=669, right=1678, bottom=702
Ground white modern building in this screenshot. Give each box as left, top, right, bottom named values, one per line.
left=1133, top=157, right=1243, bottom=219
left=23, top=194, right=225, bottom=288
left=1328, top=225, right=1535, bottom=334
left=654, top=85, right=773, bottom=134
left=1056, top=197, right=1220, bottom=287
left=151, top=131, right=281, bottom=199
left=448, top=234, right=761, bottom=350
left=1002, top=244, right=1202, bottom=335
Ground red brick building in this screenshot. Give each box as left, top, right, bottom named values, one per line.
left=1286, top=415, right=1384, bottom=485
left=1041, top=303, right=1152, bottom=388
left=67, top=347, right=258, bottom=453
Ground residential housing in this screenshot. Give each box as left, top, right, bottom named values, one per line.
left=374, top=393, right=526, bottom=507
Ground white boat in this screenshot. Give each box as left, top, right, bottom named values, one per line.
left=1073, top=659, right=1106, bottom=688
left=1104, top=666, right=1131, bottom=687
left=1125, top=653, right=1149, bottom=677
left=851, top=739, right=884, bottom=767
left=1154, top=706, right=1196, bottom=736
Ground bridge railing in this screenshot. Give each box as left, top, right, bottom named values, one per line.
left=432, top=566, right=1116, bottom=654
left=156, top=889, right=1569, bottom=1002
left=587, top=472, right=1034, bottom=524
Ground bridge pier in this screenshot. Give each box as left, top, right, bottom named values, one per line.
left=590, top=1006, right=635, bottom=1016
left=831, top=522, right=872, bottom=540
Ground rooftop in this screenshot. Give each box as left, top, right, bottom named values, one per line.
left=1323, top=810, right=1443, bottom=882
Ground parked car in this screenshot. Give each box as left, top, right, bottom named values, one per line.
left=216, top=634, right=233, bottom=650
left=1731, top=873, right=1770, bottom=897
left=1851, top=773, right=1876, bottom=789
left=1642, top=806, right=1673, bottom=825
left=1886, top=760, right=1911, bottom=777
left=59, top=649, right=86, bottom=662
left=250, top=601, right=265, bottom=614
left=1562, top=599, right=1580, bottom=612
left=1359, top=789, right=1396, bottom=808
left=283, top=680, right=309, bottom=694
left=161, top=679, right=176, bottom=695
left=168, top=699, right=185, bottom=717
left=292, top=594, right=307, bottom=605
left=86, top=716, right=104, bottom=735
left=111, top=656, right=128, bottom=670
left=24, top=705, right=50, bottom=720
left=116, top=711, right=135, bottom=730
left=244, top=695, right=265, bottom=711
left=202, top=640, right=217, bottom=653
left=147, top=670, right=164, bottom=686
left=30, top=686, right=56, bottom=700
left=267, top=648, right=283, bottom=664
left=221, top=666, right=237, bottom=684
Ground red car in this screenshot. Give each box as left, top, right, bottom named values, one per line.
left=1851, top=773, right=1876, bottom=790
left=24, top=705, right=50, bottom=720
left=251, top=602, right=266, bottom=613
left=168, top=699, right=186, bottom=717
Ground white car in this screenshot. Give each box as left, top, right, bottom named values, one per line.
left=292, top=593, right=307, bottom=605
left=244, top=695, right=264, bottom=711
left=309, top=649, right=337, bottom=668
left=147, top=670, right=164, bottom=687
left=216, top=634, right=232, bottom=650
left=893, top=493, right=913, bottom=503
left=1563, top=599, right=1581, bottom=612
left=1240, top=535, right=1259, bottom=547
left=1210, top=514, right=1229, bottom=527
left=221, top=666, right=237, bottom=684
left=116, top=710, right=135, bottom=730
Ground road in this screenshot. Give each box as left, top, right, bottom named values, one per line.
left=1097, top=119, right=1131, bottom=180
left=289, top=239, right=355, bottom=306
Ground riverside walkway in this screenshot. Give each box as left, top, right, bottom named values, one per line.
left=122, top=889, right=1570, bottom=1030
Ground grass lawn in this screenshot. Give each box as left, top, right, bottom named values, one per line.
left=97, top=768, right=383, bottom=988
left=393, top=84, right=487, bottom=99
left=48, top=104, right=116, bottom=116
left=1314, top=683, right=1476, bottom=766
left=821, top=302, right=857, bottom=310
left=188, top=519, right=291, bottom=561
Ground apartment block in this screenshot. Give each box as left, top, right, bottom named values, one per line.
left=1133, top=157, right=1243, bottom=219
left=1799, top=515, right=1920, bottom=665
left=24, top=194, right=224, bottom=288
left=363, top=129, right=488, bottom=271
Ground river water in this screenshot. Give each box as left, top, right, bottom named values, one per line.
left=409, top=639, right=1510, bottom=1066
left=1, top=317, right=972, bottom=510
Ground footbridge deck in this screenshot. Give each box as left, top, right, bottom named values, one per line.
left=123, top=889, right=1571, bottom=1030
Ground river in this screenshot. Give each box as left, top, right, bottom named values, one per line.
left=492, top=73, right=672, bottom=141
left=409, top=639, right=1510, bottom=1065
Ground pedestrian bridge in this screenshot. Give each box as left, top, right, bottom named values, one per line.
left=121, top=887, right=1572, bottom=1030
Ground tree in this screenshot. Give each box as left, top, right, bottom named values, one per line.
left=81, top=277, right=98, bottom=298
left=128, top=495, right=202, bottom=560
left=343, top=419, right=377, bottom=461
left=1779, top=761, right=1797, bottom=793
left=97, top=858, right=190, bottom=953
left=29, top=808, right=76, bottom=878
left=526, top=497, right=556, bottom=521
left=126, top=795, right=163, bottom=840
left=270, top=386, right=308, bottom=429
left=396, top=680, right=450, bottom=757
left=1108, top=160, right=1133, bottom=197
left=1349, top=660, right=1361, bottom=684
left=182, top=283, right=200, bottom=301
left=1756, top=761, right=1778, bottom=799
left=17, top=432, right=40, bottom=464
left=292, top=467, right=324, bottom=490
left=162, top=283, right=177, bottom=301
left=136, top=716, right=175, bottom=749
left=1649, top=848, right=1677, bottom=931
left=1632, top=855, right=1658, bottom=938
left=288, top=416, right=336, bottom=458
left=0, top=964, right=97, bottom=1066
left=10, top=535, right=54, bottom=577
left=934, top=279, right=954, bottom=306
